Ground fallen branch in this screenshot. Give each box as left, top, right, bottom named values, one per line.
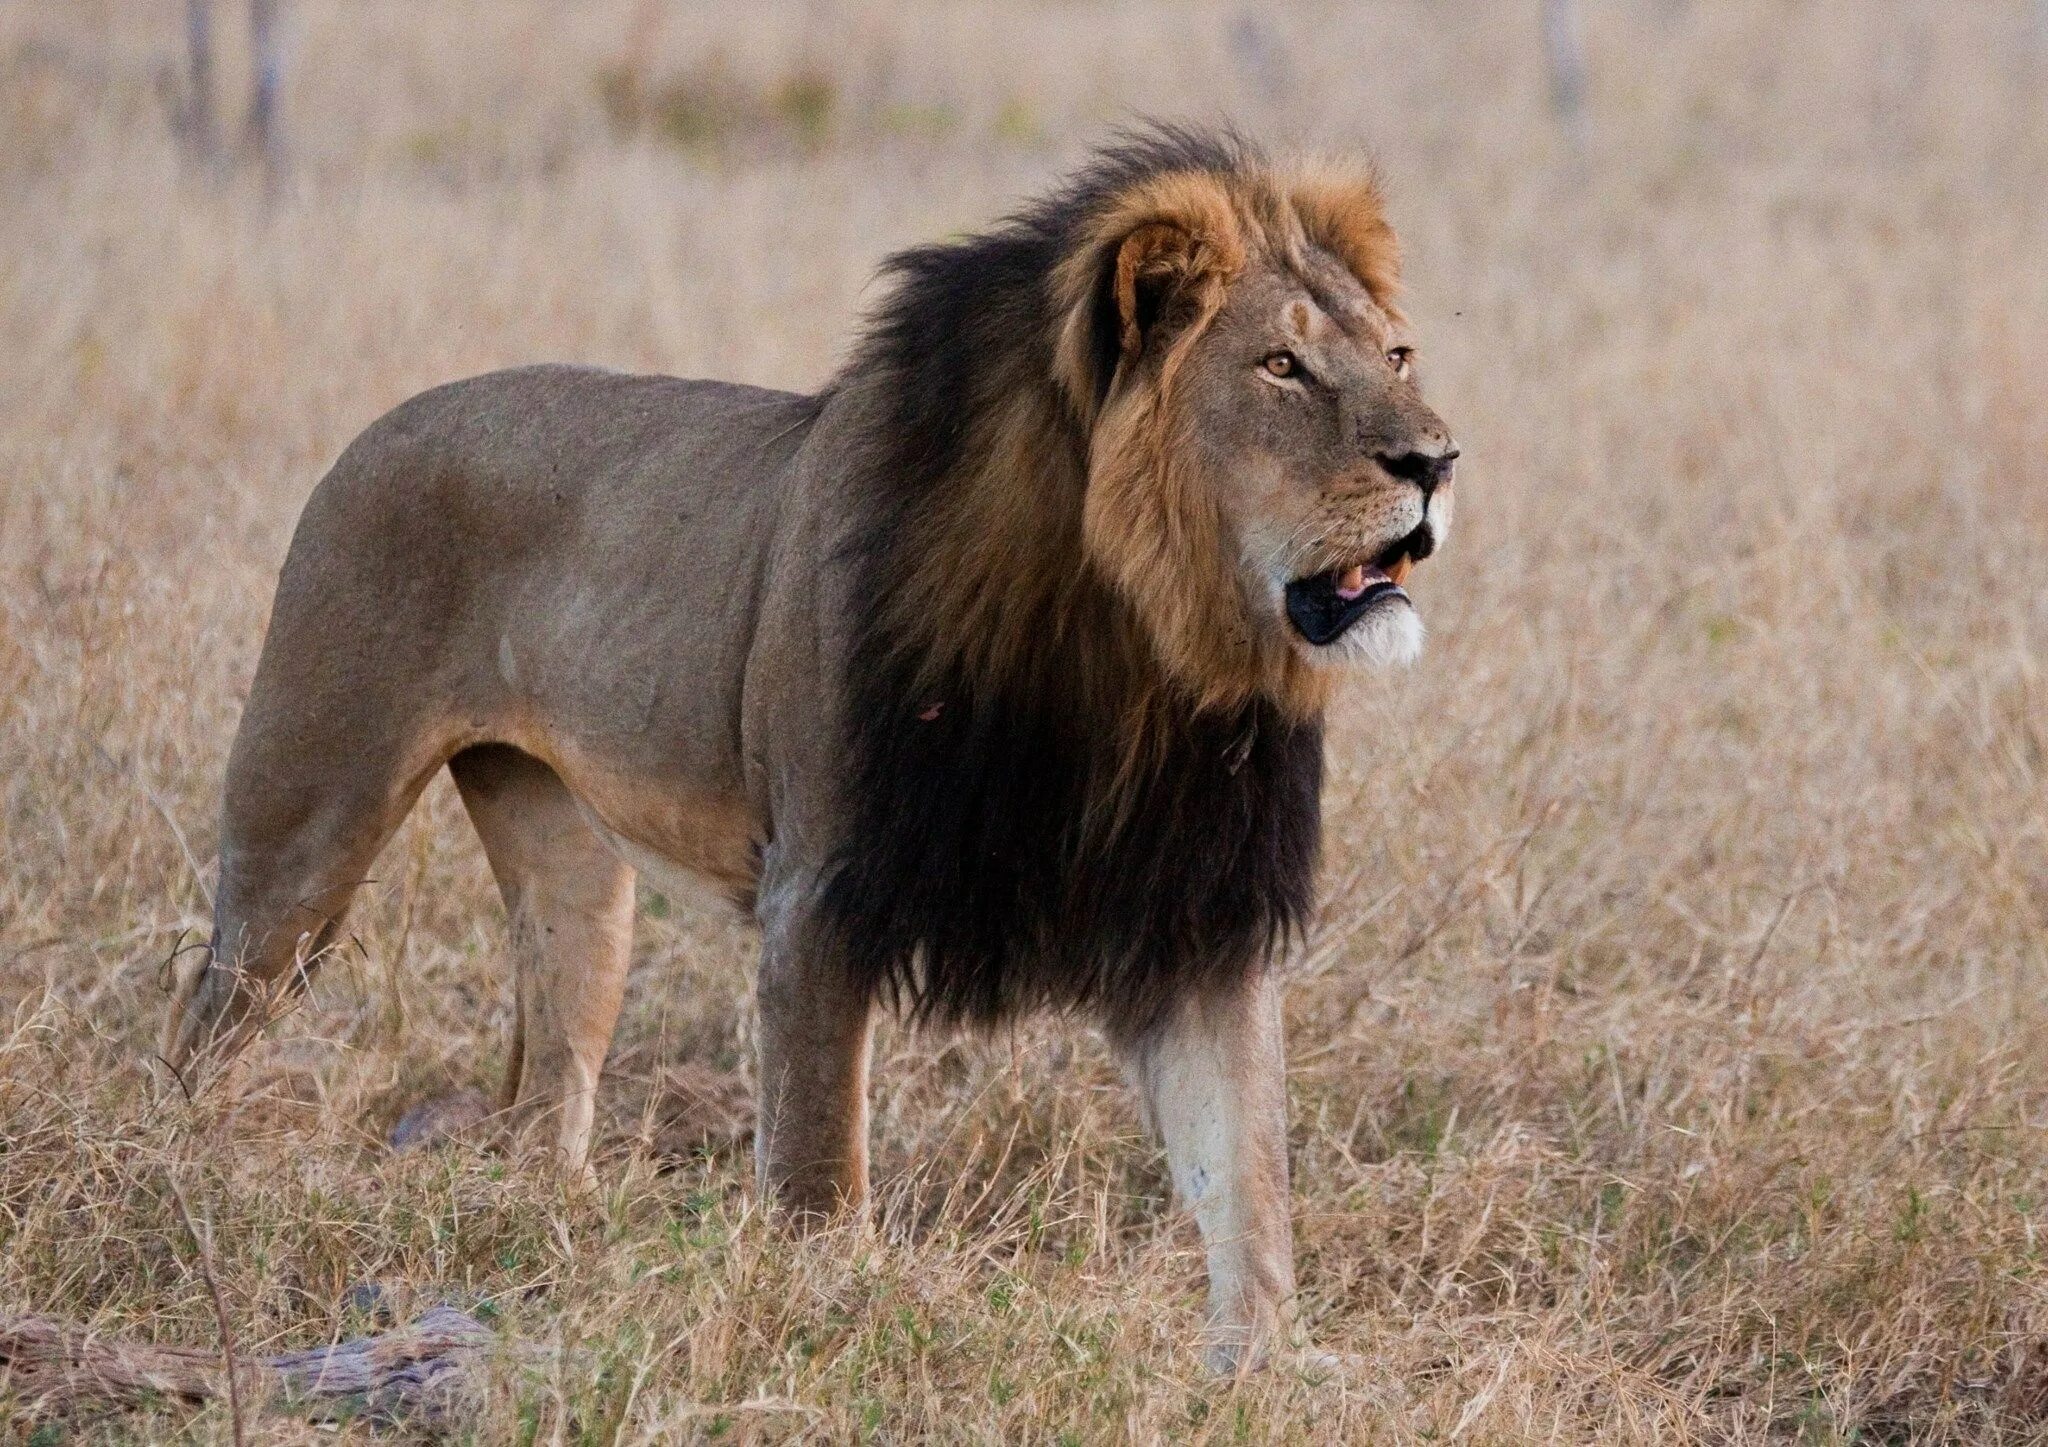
left=0, top=1304, right=499, bottom=1427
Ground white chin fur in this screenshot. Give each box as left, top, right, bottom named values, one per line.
left=1305, top=598, right=1424, bottom=669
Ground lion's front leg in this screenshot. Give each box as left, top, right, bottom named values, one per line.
left=753, top=885, right=876, bottom=1222
left=1119, top=970, right=1298, bottom=1373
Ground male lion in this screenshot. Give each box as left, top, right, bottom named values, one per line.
left=164, top=129, right=1456, bottom=1370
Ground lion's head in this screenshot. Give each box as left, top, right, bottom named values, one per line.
left=1051, top=135, right=1457, bottom=714
left=852, top=128, right=1453, bottom=730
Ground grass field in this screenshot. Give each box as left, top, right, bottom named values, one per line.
left=4, top=1, right=2048, bottom=1440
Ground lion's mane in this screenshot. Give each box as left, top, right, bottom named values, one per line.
left=819, top=128, right=1399, bottom=1036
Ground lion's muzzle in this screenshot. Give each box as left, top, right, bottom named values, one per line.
left=1283, top=515, right=1437, bottom=647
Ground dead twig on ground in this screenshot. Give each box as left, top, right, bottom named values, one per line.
left=0, top=1304, right=503, bottom=1428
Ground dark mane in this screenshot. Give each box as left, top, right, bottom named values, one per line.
left=851, top=125, right=1256, bottom=448
left=817, top=127, right=1325, bottom=1039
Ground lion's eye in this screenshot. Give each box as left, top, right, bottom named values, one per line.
left=1387, top=347, right=1414, bottom=378
left=1262, top=351, right=1300, bottom=379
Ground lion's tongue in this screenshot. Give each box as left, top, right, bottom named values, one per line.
left=1334, top=563, right=1388, bottom=601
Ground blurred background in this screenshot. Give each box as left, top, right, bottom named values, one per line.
left=4, top=3, right=2048, bottom=1440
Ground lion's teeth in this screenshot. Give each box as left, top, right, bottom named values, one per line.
left=1335, top=564, right=1368, bottom=599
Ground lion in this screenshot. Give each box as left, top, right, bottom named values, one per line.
left=162, top=128, right=1456, bottom=1371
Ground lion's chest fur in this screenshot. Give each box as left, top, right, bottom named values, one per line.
left=819, top=650, right=1324, bottom=1038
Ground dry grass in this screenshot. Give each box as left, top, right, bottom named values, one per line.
left=5, top=1, right=2048, bottom=1440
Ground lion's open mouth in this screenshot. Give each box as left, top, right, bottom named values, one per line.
left=1284, top=522, right=1435, bottom=646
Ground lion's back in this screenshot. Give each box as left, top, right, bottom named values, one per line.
left=318, top=364, right=813, bottom=544
left=283, top=363, right=811, bottom=592
left=255, top=364, right=823, bottom=719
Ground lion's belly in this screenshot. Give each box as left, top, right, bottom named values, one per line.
left=472, top=587, right=775, bottom=919
left=574, top=803, right=758, bottom=918
left=497, top=727, right=763, bottom=916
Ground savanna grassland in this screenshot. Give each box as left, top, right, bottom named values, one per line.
left=4, top=2, right=2048, bottom=1440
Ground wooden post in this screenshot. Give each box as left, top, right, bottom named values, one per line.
left=246, top=0, right=284, bottom=174
left=180, top=0, right=221, bottom=163
left=1541, top=0, right=1589, bottom=155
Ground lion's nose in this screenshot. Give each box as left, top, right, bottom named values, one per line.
left=1376, top=444, right=1458, bottom=497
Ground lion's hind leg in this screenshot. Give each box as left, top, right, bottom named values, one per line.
left=450, top=744, right=636, bottom=1175
left=163, top=715, right=450, bottom=1084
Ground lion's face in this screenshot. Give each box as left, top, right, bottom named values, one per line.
left=1179, top=256, right=1455, bottom=671
left=1056, top=159, right=1452, bottom=713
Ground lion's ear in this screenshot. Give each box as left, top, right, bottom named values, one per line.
left=1110, top=222, right=1204, bottom=364
left=1052, top=178, right=1247, bottom=418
